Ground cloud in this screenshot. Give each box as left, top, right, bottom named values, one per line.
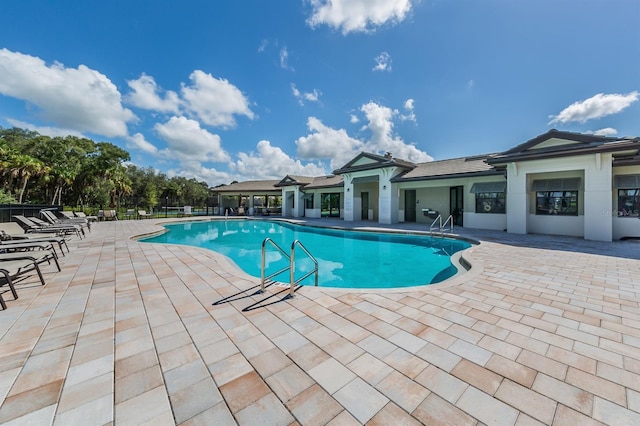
left=360, top=101, right=431, bottom=162
left=232, top=140, right=327, bottom=179
left=5, top=118, right=85, bottom=138
left=154, top=116, right=230, bottom=163
left=167, top=161, right=231, bottom=187
left=280, top=47, right=293, bottom=70
left=350, top=114, right=359, bottom=124
left=296, top=117, right=364, bottom=169
left=0, top=48, right=135, bottom=137
left=399, top=98, right=416, bottom=122
left=586, top=127, right=618, bottom=136
left=373, top=52, right=392, bottom=72
left=181, top=70, right=255, bottom=127
left=125, top=73, right=181, bottom=113
left=127, top=132, right=158, bottom=154
left=307, top=0, right=413, bottom=34
left=291, top=83, right=321, bottom=105
left=548, top=91, right=639, bottom=125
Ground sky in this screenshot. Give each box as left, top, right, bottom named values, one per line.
left=0, top=0, right=638, bottom=187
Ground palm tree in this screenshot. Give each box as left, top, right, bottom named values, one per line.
left=11, top=154, right=50, bottom=203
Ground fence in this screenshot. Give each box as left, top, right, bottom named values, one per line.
left=0, top=204, right=60, bottom=223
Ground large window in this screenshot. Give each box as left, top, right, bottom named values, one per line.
left=532, top=178, right=580, bottom=216
left=304, top=193, right=314, bottom=209
left=536, top=191, right=578, bottom=215
left=470, top=182, right=506, bottom=214
left=618, top=190, right=640, bottom=217
left=616, top=175, right=640, bottom=217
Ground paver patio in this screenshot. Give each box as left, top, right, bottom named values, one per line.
left=0, top=217, right=639, bottom=425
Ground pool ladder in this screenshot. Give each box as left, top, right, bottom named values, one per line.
left=260, top=238, right=318, bottom=297
left=430, top=214, right=454, bottom=235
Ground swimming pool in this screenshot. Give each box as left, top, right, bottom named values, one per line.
left=139, top=219, right=472, bottom=289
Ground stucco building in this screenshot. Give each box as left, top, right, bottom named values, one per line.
left=213, top=130, right=640, bottom=242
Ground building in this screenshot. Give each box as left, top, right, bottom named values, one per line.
left=211, top=130, right=640, bottom=241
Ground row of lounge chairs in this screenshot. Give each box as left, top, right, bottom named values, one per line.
left=0, top=213, right=90, bottom=309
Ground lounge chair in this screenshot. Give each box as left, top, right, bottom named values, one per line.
left=0, top=248, right=60, bottom=273
left=41, top=210, right=91, bottom=232
left=73, top=211, right=98, bottom=222
left=0, top=223, right=70, bottom=255
left=102, top=210, right=118, bottom=220
left=237, top=207, right=246, bottom=215
left=0, top=257, right=48, bottom=309
left=13, top=215, right=83, bottom=239
left=138, top=210, right=153, bottom=219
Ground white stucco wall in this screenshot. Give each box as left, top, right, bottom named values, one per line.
left=505, top=154, right=614, bottom=241
left=465, top=213, right=507, bottom=231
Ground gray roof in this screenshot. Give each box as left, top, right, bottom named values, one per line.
left=304, top=175, right=343, bottom=189
left=392, top=155, right=501, bottom=182
left=488, top=129, right=640, bottom=165
left=213, top=180, right=280, bottom=193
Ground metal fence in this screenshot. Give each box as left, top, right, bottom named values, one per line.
left=0, top=204, right=60, bottom=223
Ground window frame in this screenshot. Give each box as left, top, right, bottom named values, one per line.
left=475, top=192, right=506, bottom=214
left=535, top=190, right=579, bottom=216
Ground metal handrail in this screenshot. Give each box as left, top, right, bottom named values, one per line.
left=260, top=238, right=319, bottom=297
left=261, top=238, right=290, bottom=292
left=289, top=240, right=318, bottom=296
left=429, top=214, right=454, bottom=234
left=429, top=215, right=442, bottom=232
left=442, top=215, right=454, bottom=233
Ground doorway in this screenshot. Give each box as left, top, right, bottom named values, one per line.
left=450, top=186, right=464, bottom=226
left=405, top=190, right=416, bottom=222
left=361, top=192, right=369, bottom=220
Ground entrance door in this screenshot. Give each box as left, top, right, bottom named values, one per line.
left=405, top=190, right=416, bottom=222
left=361, top=192, right=369, bottom=220
left=450, top=186, right=464, bottom=226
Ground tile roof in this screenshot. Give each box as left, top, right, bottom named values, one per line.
left=392, top=155, right=501, bottom=182
left=213, top=180, right=280, bottom=193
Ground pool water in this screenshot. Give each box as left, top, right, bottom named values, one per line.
left=140, top=220, right=472, bottom=289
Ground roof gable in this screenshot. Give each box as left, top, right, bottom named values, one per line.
left=333, top=152, right=415, bottom=175
left=502, top=129, right=619, bottom=155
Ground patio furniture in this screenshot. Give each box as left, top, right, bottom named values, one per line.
left=13, top=215, right=83, bottom=239
left=138, top=210, right=153, bottom=219
left=41, top=210, right=91, bottom=232
left=0, top=223, right=70, bottom=255
left=0, top=256, right=49, bottom=310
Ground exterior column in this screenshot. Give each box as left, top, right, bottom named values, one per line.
left=584, top=153, right=613, bottom=241
left=506, top=162, right=527, bottom=234
left=343, top=175, right=355, bottom=221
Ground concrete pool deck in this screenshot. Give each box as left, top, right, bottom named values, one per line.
left=0, top=217, right=639, bottom=425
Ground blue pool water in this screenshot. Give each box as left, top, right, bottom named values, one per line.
left=139, top=220, right=472, bottom=289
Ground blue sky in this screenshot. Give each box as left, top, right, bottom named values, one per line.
left=1, top=0, right=638, bottom=186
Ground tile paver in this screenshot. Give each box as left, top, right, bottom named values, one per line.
left=0, top=217, right=639, bottom=425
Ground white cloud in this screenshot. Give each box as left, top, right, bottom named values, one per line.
left=154, top=116, right=230, bottom=163
left=127, top=132, right=158, bottom=154
left=360, top=101, right=431, bottom=162
left=291, top=83, right=321, bottom=105
left=181, top=70, right=255, bottom=127
left=5, top=118, right=84, bottom=138
left=373, top=52, right=392, bottom=72
left=350, top=114, right=359, bottom=123
left=125, top=73, right=181, bottom=113
left=399, top=98, right=416, bottom=122
left=168, top=161, right=231, bottom=187
left=307, top=0, right=413, bottom=34
left=232, top=140, right=327, bottom=179
left=0, top=48, right=135, bottom=137
left=548, top=91, right=639, bottom=125
left=296, top=117, right=364, bottom=169
left=587, top=127, right=618, bottom=136
left=280, top=47, right=293, bottom=70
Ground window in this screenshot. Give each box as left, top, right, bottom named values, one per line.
left=532, top=178, right=580, bottom=216
left=304, top=193, right=314, bottom=209
left=616, top=175, right=640, bottom=217
left=470, top=182, right=506, bottom=214
left=536, top=191, right=578, bottom=215
left=617, top=189, right=640, bottom=217
left=475, top=192, right=506, bottom=213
